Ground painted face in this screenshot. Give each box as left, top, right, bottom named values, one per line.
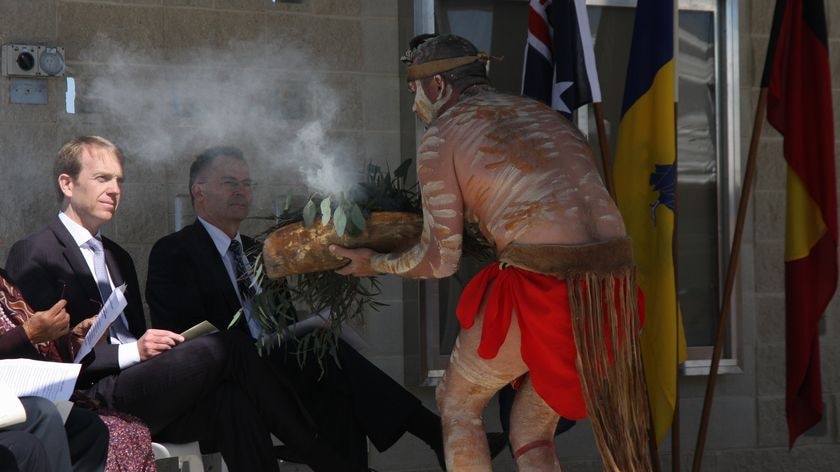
left=195, top=156, right=253, bottom=229
left=410, top=77, right=452, bottom=126
left=62, top=146, right=123, bottom=234
left=410, top=79, right=435, bottom=126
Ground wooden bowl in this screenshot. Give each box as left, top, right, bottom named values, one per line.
left=261, top=211, right=423, bottom=278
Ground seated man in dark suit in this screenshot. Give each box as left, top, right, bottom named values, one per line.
left=146, top=145, right=506, bottom=470
left=5, top=135, right=359, bottom=472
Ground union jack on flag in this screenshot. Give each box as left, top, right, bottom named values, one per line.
left=522, top=0, right=601, bottom=118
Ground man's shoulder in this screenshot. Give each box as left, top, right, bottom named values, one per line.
left=8, top=223, right=60, bottom=257
left=152, top=222, right=204, bottom=251
left=101, top=235, right=131, bottom=256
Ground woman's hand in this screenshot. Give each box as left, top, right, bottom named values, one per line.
left=23, top=299, right=70, bottom=344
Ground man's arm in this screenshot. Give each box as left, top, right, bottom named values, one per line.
left=5, top=238, right=122, bottom=384
left=146, top=237, right=208, bottom=333
left=335, top=133, right=465, bottom=279
left=5, top=239, right=64, bottom=314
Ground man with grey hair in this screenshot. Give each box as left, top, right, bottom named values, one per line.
left=331, top=34, right=650, bottom=471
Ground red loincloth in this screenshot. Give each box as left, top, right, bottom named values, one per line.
left=456, top=262, right=644, bottom=420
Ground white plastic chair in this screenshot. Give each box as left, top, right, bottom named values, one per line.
left=152, top=441, right=206, bottom=472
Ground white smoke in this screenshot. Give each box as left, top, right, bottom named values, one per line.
left=75, top=33, right=360, bottom=195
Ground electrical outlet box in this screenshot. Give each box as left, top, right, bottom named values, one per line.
left=1, top=44, right=65, bottom=78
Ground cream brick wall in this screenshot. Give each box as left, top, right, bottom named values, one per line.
left=2, top=1, right=840, bottom=471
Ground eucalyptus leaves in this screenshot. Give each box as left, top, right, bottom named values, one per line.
left=302, top=194, right=367, bottom=237
left=298, top=158, right=417, bottom=237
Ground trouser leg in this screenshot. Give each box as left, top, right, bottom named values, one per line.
left=64, top=407, right=108, bottom=472
left=0, top=431, right=48, bottom=472
left=10, top=397, right=71, bottom=472
left=154, top=381, right=278, bottom=472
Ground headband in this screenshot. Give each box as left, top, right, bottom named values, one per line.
left=406, top=53, right=502, bottom=81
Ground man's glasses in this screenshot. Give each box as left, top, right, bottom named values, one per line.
left=219, top=178, right=255, bottom=192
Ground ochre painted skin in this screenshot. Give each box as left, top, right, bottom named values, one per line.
left=372, top=86, right=625, bottom=471
left=372, top=87, right=624, bottom=278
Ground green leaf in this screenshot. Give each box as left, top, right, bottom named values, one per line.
left=320, top=197, right=332, bottom=226
left=350, top=204, right=366, bottom=232
left=302, top=199, right=316, bottom=227
left=283, top=194, right=292, bottom=212
left=228, top=308, right=244, bottom=329
left=334, top=206, right=347, bottom=237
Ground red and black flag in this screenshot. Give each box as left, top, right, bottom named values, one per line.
left=761, top=0, right=837, bottom=448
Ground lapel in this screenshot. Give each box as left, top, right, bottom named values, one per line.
left=190, top=220, right=244, bottom=317
left=48, top=216, right=102, bottom=305
left=102, top=239, right=125, bottom=287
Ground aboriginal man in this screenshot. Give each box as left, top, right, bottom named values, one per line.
left=330, top=34, right=650, bottom=472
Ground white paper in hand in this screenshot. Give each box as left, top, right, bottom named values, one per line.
left=0, top=359, right=81, bottom=402
left=73, top=284, right=129, bottom=363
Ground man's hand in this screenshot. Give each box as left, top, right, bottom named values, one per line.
left=137, top=329, right=185, bottom=361
left=69, top=316, right=97, bottom=357
left=23, top=299, right=70, bottom=344
left=329, top=245, right=380, bottom=277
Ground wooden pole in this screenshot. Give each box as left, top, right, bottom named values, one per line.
left=690, top=88, right=767, bottom=472
left=671, top=101, right=681, bottom=472
left=592, top=102, right=616, bottom=200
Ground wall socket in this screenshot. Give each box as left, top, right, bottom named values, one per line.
left=1, top=44, right=65, bottom=78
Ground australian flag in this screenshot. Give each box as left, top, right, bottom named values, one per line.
left=522, top=0, right=601, bottom=119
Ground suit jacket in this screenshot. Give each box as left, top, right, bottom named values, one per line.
left=147, top=220, right=422, bottom=455
left=146, top=220, right=259, bottom=334
left=5, top=216, right=147, bottom=386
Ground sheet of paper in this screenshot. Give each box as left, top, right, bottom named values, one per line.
left=0, top=382, right=26, bottom=428
left=73, top=284, right=129, bottom=363
left=0, top=358, right=81, bottom=401
left=180, top=320, right=218, bottom=341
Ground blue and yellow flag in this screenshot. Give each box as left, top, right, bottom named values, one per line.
left=613, top=0, right=687, bottom=443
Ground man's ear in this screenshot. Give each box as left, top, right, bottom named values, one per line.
left=191, top=183, right=204, bottom=203
left=58, top=174, right=73, bottom=198
left=431, top=74, right=446, bottom=101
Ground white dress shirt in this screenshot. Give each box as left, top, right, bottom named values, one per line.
left=197, top=217, right=262, bottom=339
left=58, top=212, right=141, bottom=368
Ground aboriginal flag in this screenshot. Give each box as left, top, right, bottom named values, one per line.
left=761, top=0, right=837, bottom=448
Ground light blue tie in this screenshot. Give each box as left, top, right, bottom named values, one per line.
left=86, top=237, right=131, bottom=343
left=86, top=238, right=112, bottom=302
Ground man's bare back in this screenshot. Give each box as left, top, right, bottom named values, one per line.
left=371, top=88, right=626, bottom=279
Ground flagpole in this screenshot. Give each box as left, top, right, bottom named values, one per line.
left=671, top=100, right=680, bottom=472
left=592, top=102, right=615, bottom=200
left=690, top=87, right=767, bottom=472
left=671, top=4, right=680, bottom=470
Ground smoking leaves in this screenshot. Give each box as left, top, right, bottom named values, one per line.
left=301, top=193, right=366, bottom=237
left=302, top=200, right=317, bottom=227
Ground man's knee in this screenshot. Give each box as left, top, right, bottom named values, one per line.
left=19, top=397, right=63, bottom=431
